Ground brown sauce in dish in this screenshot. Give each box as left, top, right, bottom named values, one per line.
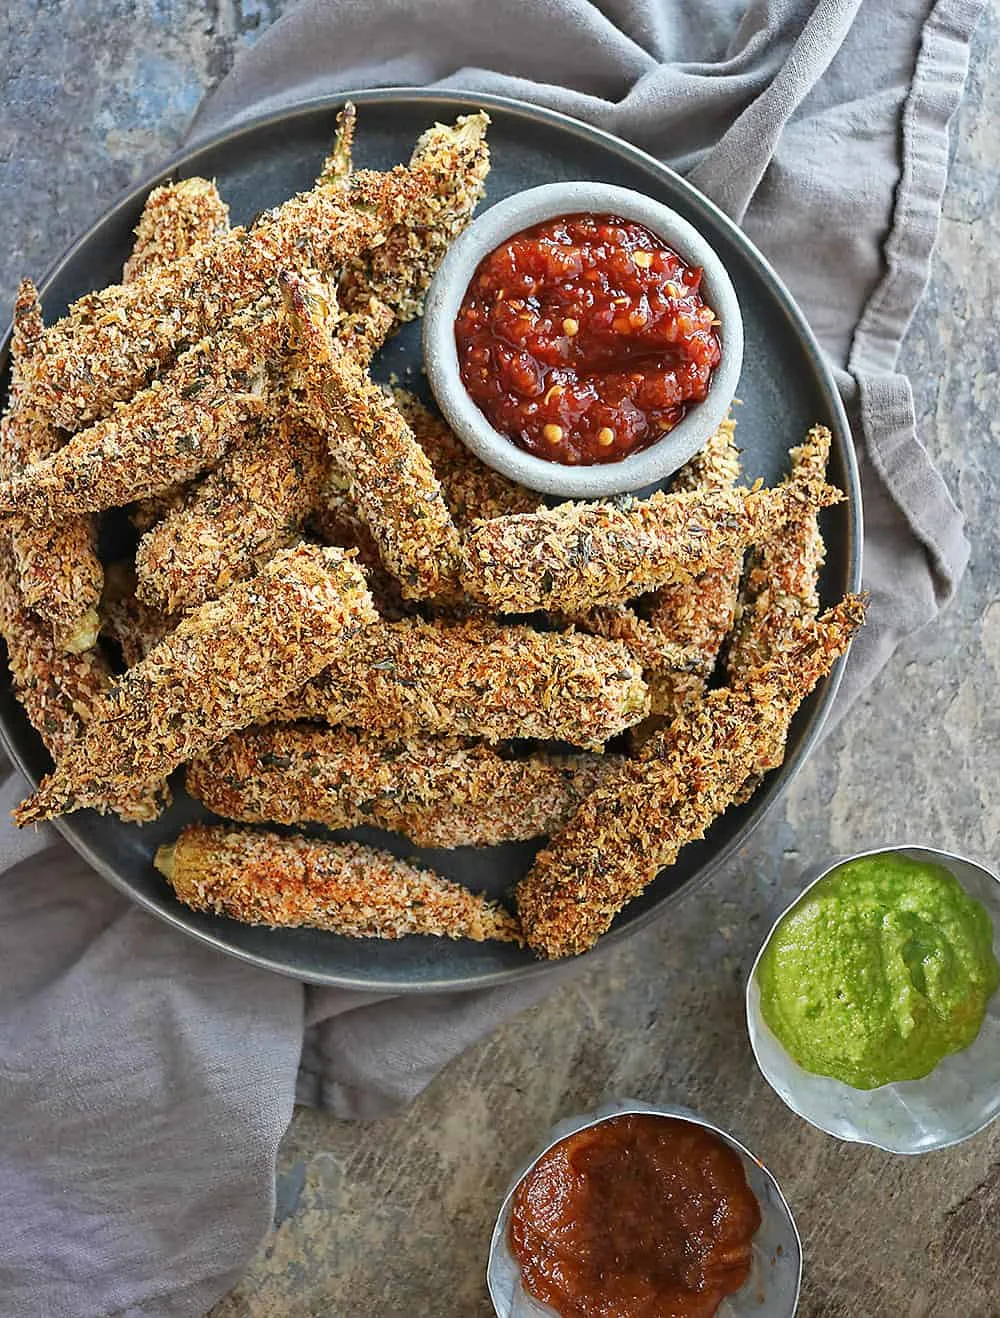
left=509, top=1114, right=761, bottom=1318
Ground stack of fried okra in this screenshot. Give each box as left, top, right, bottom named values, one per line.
left=0, top=107, right=865, bottom=958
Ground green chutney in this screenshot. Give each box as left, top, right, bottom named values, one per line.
left=757, top=853, right=1000, bottom=1090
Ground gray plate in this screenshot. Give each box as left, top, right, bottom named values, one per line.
left=0, top=89, right=862, bottom=991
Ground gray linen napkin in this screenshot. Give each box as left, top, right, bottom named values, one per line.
left=0, top=1, right=980, bottom=1313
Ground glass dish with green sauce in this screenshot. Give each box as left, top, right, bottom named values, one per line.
left=747, top=846, right=1000, bottom=1153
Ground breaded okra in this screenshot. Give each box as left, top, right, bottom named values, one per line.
left=0, top=295, right=283, bottom=519
left=18, top=162, right=440, bottom=429
left=156, top=825, right=521, bottom=943
left=124, top=176, right=234, bottom=532
left=727, top=426, right=830, bottom=676
left=316, top=102, right=357, bottom=188
left=516, top=595, right=867, bottom=958
left=187, top=723, right=621, bottom=848
left=282, top=272, right=463, bottom=599
left=638, top=413, right=743, bottom=723
left=122, top=177, right=230, bottom=284
left=726, top=425, right=832, bottom=782
left=393, top=389, right=539, bottom=523
left=135, top=414, right=331, bottom=612
left=0, top=542, right=169, bottom=822
left=340, top=113, right=491, bottom=330
left=461, top=474, right=842, bottom=614
left=13, top=545, right=377, bottom=824
left=277, top=616, right=649, bottom=749
left=1, top=280, right=103, bottom=652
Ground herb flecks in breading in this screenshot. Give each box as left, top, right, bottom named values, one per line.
left=158, top=825, right=521, bottom=943
left=14, top=545, right=377, bottom=824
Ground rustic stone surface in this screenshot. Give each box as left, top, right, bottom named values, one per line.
left=3, top=1, right=999, bottom=1314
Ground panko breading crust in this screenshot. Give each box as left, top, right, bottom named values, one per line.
left=1, top=280, right=103, bottom=651
left=461, top=476, right=842, bottom=613
left=0, top=544, right=170, bottom=822
left=640, top=413, right=744, bottom=720
left=277, top=616, right=649, bottom=749
left=283, top=271, right=463, bottom=600
left=0, top=303, right=277, bottom=518
left=15, top=545, right=377, bottom=823
left=135, top=415, right=331, bottom=612
left=516, top=596, right=867, bottom=957
left=187, top=723, right=621, bottom=848
left=122, top=177, right=231, bottom=284
left=157, top=825, right=521, bottom=943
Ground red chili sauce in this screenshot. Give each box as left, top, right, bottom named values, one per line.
left=454, top=213, right=721, bottom=467
left=509, top=1115, right=761, bottom=1318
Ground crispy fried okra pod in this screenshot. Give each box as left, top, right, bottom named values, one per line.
left=727, top=426, right=830, bottom=676
left=0, top=297, right=283, bottom=519
left=13, top=545, right=377, bottom=825
left=277, top=616, right=649, bottom=749
left=316, top=102, right=357, bottom=188
left=122, top=177, right=231, bottom=284
left=156, top=825, right=521, bottom=942
left=18, top=164, right=437, bottom=429
left=516, top=595, right=867, bottom=958
left=553, top=605, right=707, bottom=679
left=461, top=474, right=842, bottom=614
left=1, top=280, right=103, bottom=652
left=0, top=542, right=169, bottom=822
left=282, top=272, right=463, bottom=599
left=340, top=112, right=491, bottom=329
left=187, top=723, right=621, bottom=848
left=10, top=513, right=103, bottom=655
left=638, top=414, right=744, bottom=721
left=124, top=176, right=234, bottom=531
left=134, top=414, right=331, bottom=612
left=726, top=425, right=832, bottom=783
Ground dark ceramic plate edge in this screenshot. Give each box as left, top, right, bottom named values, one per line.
left=0, top=88, right=863, bottom=991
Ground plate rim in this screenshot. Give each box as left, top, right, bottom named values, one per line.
left=0, top=86, right=864, bottom=991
